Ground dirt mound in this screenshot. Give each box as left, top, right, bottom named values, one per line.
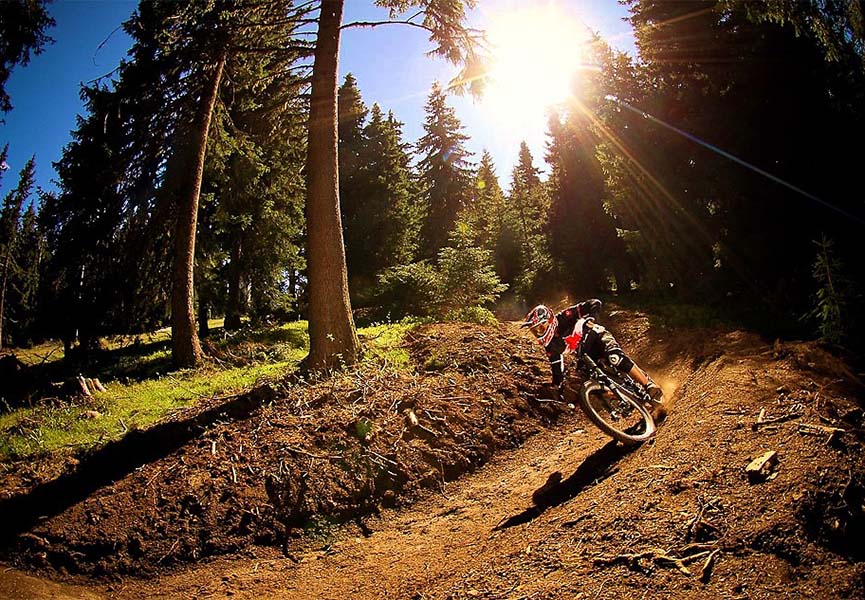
left=1, top=322, right=564, bottom=578
left=2, top=310, right=865, bottom=599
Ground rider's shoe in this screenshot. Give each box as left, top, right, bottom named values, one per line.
left=646, top=380, right=664, bottom=402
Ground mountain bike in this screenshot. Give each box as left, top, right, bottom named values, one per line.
left=562, top=349, right=657, bottom=445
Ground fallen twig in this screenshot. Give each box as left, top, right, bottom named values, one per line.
left=700, top=549, right=720, bottom=583
left=34, top=346, right=61, bottom=365
left=594, top=547, right=691, bottom=575
left=159, top=538, right=180, bottom=563
left=284, top=445, right=343, bottom=460
left=419, top=423, right=438, bottom=436
left=752, top=407, right=766, bottom=430
left=798, top=422, right=845, bottom=436
left=753, top=410, right=804, bottom=429
left=679, top=550, right=713, bottom=564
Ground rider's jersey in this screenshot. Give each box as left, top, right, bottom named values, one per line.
left=544, top=299, right=602, bottom=385
left=564, top=317, right=588, bottom=353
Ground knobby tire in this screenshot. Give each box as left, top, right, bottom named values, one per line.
left=578, top=380, right=656, bottom=445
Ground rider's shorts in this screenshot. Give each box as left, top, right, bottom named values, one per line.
left=584, top=326, right=635, bottom=374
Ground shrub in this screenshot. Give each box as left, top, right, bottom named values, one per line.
left=806, top=235, right=857, bottom=346
left=437, top=222, right=508, bottom=312
left=375, top=223, right=508, bottom=323
left=376, top=261, right=441, bottom=320
left=444, top=306, right=498, bottom=326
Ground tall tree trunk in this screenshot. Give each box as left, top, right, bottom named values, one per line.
left=224, top=233, right=243, bottom=331
left=171, top=55, right=225, bottom=368
left=305, top=0, right=360, bottom=371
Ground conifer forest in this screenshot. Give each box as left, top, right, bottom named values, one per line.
left=1, top=2, right=865, bottom=598
left=0, top=0, right=861, bottom=364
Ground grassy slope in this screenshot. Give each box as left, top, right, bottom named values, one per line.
left=0, top=320, right=415, bottom=461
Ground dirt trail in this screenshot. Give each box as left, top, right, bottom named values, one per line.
left=114, top=414, right=626, bottom=599
left=2, top=311, right=864, bottom=598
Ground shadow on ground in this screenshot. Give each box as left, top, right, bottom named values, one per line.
left=494, top=440, right=634, bottom=530
left=0, top=385, right=275, bottom=548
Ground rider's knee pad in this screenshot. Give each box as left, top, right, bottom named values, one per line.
left=606, top=349, right=634, bottom=373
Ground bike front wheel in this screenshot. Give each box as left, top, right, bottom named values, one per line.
left=579, top=380, right=656, bottom=445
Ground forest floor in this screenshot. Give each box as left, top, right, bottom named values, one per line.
left=1, top=308, right=864, bottom=599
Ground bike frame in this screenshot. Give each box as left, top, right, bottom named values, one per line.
left=567, top=349, right=651, bottom=405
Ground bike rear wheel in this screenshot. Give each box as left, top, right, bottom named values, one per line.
left=579, top=380, right=656, bottom=445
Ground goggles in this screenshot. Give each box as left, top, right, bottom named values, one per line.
left=529, top=322, right=548, bottom=337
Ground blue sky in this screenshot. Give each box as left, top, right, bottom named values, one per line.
left=0, top=0, right=634, bottom=198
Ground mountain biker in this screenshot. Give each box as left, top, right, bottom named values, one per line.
left=521, top=299, right=667, bottom=422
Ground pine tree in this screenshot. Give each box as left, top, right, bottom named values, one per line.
left=304, top=0, right=482, bottom=370
left=13, top=203, right=43, bottom=340
left=304, top=0, right=361, bottom=369
left=338, top=72, right=368, bottom=186
left=723, top=0, right=865, bottom=70
left=119, top=0, right=316, bottom=366
left=43, top=0, right=313, bottom=362
left=44, top=85, right=138, bottom=355
left=617, top=0, right=865, bottom=312
left=343, top=105, right=421, bottom=302
left=0, top=0, right=55, bottom=114
left=546, top=105, right=629, bottom=295
left=338, top=73, right=368, bottom=242
left=204, top=39, right=308, bottom=331
left=0, top=156, right=34, bottom=348
left=437, top=221, right=507, bottom=316
left=338, top=72, right=369, bottom=301
left=417, top=82, right=474, bottom=257
left=469, top=151, right=521, bottom=292
left=504, top=143, right=552, bottom=300
left=460, top=150, right=505, bottom=250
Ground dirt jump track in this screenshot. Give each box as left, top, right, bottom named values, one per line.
left=1, top=309, right=864, bottom=599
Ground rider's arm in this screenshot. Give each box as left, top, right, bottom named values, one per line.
left=577, top=298, right=602, bottom=319
left=557, top=299, right=602, bottom=329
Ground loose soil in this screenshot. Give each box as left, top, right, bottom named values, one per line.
left=1, top=309, right=864, bottom=599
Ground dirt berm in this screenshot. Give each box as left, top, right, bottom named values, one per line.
left=1, top=309, right=864, bottom=599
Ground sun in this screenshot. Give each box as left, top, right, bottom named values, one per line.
left=482, top=6, right=591, bottom=123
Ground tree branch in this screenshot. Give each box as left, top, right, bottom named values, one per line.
left=340, top=19, right=434, bottom=34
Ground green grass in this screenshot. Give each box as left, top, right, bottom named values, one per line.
left=358, top=319, right=418, bottom=369
left=0, top=319, right=415, bottom=462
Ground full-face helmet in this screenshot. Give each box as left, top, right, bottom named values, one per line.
left=521, top=304, right=556, bottom=346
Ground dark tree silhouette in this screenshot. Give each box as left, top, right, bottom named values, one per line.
left=0, top=0, right=55, bottom=114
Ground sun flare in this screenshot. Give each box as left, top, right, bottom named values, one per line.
left=483, top=6, right=591, bottom=123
